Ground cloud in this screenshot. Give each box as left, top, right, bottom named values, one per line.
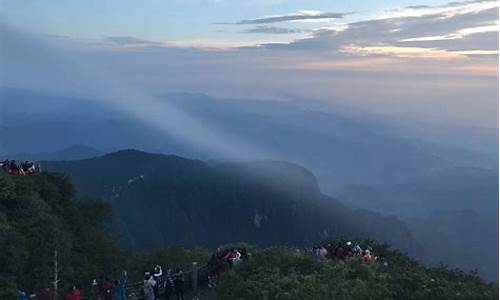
left=0, top=19, right=498, bottom=132
left=2, top=1, right=498, bottom=129
left=241, top=26, right=303, bottom=34
left=220, top=11, right=351, bottom=25
left=340, top=45, right=497, bottom=58
left=104, top=36, right=162, bottom=46
left=404, top=5, right=432, bottom=9
left=259, top=0, right=498, bottom=58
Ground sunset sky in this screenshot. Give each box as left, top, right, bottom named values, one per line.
left=2, top=0, right=498, bottom=127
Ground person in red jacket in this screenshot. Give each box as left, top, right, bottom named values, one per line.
left=65, top=285, right=81, bottom=300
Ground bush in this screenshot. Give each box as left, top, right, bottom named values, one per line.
left=214, top=241, right=498, bottom=300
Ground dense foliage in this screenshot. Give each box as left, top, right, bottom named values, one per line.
left=1, top=172, right=497, bottom=300
left=0, top=172, right=214, bottom=298
left=0, top=172, right=127, bottom=298
left=215, top=241, right=499, bottom=300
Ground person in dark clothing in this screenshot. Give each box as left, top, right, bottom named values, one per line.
left=10, top=160, right=19, bottom=175
left=326, top=243, right=336, bottom=259
left=90, top=280, right=99, bottom=300
left=28, top=162, right=35, bottom=173
left=334, top=243, right=345, bottom=260
left=164, top=268, right=174, bottom=300
left=1, top=159, right=9, bottom=172
left=225, top=248, right=237, bottom=269
left=38, top=287, right=53, bottom=300
left=207, top=254, right=220, bottom=289
left=101, top=278, right=114, bottom=300
left=240, top=248, right=249, bottom=260
left=173, top=268, right=184, bottom=300
left=153, top=265, right=163, bottom=300
left=21, top=161, right=33, bottom=175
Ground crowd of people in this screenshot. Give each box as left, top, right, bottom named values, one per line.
left=89, top=275, right=128, bottom=300
left=16, top=273, right=128, bottom=300
left=309, top=241, right=379, bottom=263
left=16, top=243, right=380, bottom=300
left=207, top=247, right=250, bottom=289
left=1, top=159, right=40, bottom=176
left=139, top=247, right=251, bottom=300
left=68, top=274, right=127, bottom=300
left=142, top=265, right=185, bottom=300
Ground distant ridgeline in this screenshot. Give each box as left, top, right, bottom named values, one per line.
left=0, top=172, right=497, bottom=299
left=43, top=150, right=418, bottom=253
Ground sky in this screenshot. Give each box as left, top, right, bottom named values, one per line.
left=1, top=0, right=499, bottom=129
left=0, top=0, right=450, bottom=42
left=1, top=0, right=497, bottom=47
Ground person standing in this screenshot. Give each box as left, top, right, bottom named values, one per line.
left=114, top=279, right=126, bottom=300
left=240, top=248, right=249, bottom=260
left=363, top=249, right=373, bottom=262
left=164, top=268, right=174, bottom=300
left=153, top=265, right=163, bottom=300
left=10, top=160, right=19, bottom=175
left=18, top=290, right=27, bottom=300
left=173, top=268, right=184, bottom=300
left=65, top=286, right=81, bottom=300
left=90, top=279, right=99, bottom=300
left=101, top=278, right=114, bottom=300
left=144, top=273, right=156, bottom=300
left=38, top=287, right=53, bottom=300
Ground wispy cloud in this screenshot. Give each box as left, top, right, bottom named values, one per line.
left=382, top=0, right=497, bottom=19
left=104, top=36, right=162, bottom=47
left=340, top=45, right=497, bottom=58
left=260, top=0, right=498, bottom=58
left=404, top=5, right=432, bottom=9
left=241, top=26, right=303, bottom=34
left=219, top=11, right=352, bottom=25
left=399, top=22, right=498, bottom=42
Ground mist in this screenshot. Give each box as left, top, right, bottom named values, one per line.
left=1, top=26, right=273, bottom=160
left=1, top=0, right=498, bottom=282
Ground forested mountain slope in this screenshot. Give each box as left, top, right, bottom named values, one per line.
left=44, top=150, right=418, bottom=254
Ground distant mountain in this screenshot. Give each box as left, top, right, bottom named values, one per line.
left=408, top=209, right=498, bottom=281
left=337, top=166, right=498, bottom=218
left=0, top=88, right=464, bottom=191
left=3, top=88, right=496, bottom=279
left=44, top=150, right=419, bottom=255
left=337, top=167, right=499, bottom=281
left=0, top=145, right=103, bottom=161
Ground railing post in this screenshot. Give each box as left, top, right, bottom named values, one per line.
left=53, top=247, right=58, bottom=300
left=192, top=262, right=198, bottom=296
